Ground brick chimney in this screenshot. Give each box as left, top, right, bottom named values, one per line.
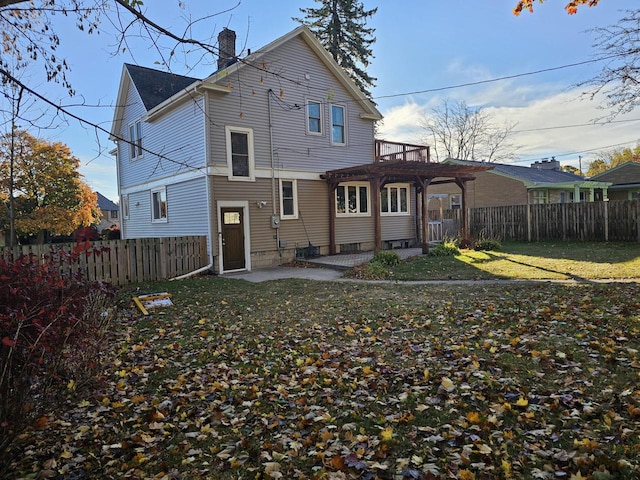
left=217, top=28, right=237, bottom=70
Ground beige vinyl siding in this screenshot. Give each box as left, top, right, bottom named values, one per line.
left=335, top=216, right=374, bottom=245
left=381, top=216, right=415, bottom=241
left=280, top=179, right=330, bottom=249
left=206, top=35, right=375, bottom=174
left=211, top=177, right=330, bottom=253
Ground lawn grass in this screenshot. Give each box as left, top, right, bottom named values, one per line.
left=388, top=242, right=640, bottom=281
left=5, top=274, right=640, bottom=479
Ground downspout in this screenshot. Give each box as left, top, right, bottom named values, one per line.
left=169, top=262, right=214, bottom=281
left=267, top=89, right=281, bottom=255
left=203, top=89, right=216, bottom=272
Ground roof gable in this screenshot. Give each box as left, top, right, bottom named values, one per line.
left=125, top=64, right=198, bottom=111
left=204, top=26, right=381, bottom=120
left=96, top=192, right=118, bottom=211
left=444, top=158, right=584, bottom=184
left=590, top=161, right=640, bottom=184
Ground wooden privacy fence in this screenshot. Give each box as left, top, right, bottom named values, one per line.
left=444, top=200, right=640, bottom=242
left=0, top=236, right=209, bottom=286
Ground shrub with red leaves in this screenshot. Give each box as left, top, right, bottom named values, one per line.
left=0, top=249, right=114, bottom=461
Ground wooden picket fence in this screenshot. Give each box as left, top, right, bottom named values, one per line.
left=444, top=200, right=640, bottom=242
left=0, top=236, right=209, bottom=286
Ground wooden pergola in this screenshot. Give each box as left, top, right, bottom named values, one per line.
left=322, top=159, right=492, bottom=254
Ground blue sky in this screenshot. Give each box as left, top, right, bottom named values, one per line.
left=2, top=0, right=636, bottom=202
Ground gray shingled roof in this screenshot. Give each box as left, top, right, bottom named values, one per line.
left=125, top=64, right=198, bottom=111
left=96, top=192, right=118, bottom=211
left=446, top=158, right=584, bottom=183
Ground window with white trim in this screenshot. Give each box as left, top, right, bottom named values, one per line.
left=151, top=187, right=168, bottom=222
left=280, top=179, right=298, bottom=219
left=307, top=100, right=322, bottom=135
left=129, top=121, right=143, bottom=159
left=336, top=182, right=369, bottom=216
left=122, top=194, right=130, bottom=220
left=226, top=126, right=255, bottom=181
left=331, top=104, right=346, bottom=145
left=450, top=194, right=462, bottom=210
left=381, top=184, right=410, bottom=215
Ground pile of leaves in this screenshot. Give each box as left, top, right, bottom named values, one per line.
left=0, top=248, right=114, bottom=470
left=5, top=278, right=639, bottom=479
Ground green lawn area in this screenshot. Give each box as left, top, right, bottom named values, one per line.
left=387, top=242, right=640, bottom=281
left=6, top=255, right=640, bottom=479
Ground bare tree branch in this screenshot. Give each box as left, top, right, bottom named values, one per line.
left=421, top=99, right=518, bottom=162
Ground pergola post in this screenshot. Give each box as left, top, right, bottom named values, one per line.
left=328, top=183, right=337, bottom=255
left=455, top=178, right=469, bottom=241
left=371, top=176, right=382, bottom=251
left=415, top=177, right=431, bottom=254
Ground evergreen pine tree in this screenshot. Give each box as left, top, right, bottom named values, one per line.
left=294, top=0, right=377, bottom=99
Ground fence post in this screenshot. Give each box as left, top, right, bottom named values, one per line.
left=527, top=204, right=532, bottom=242
left=604, top=201, right=609, bottom=242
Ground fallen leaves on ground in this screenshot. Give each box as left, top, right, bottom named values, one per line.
left=5, top=279, right=640, bottom=479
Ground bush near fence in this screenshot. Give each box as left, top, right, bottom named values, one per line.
left=0, top=236, right=209, bottom=286
left=444, top=199, right=640, bottom=243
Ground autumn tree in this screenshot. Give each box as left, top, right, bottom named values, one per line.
left=294, top=0, right=378, bottom=99
left=421, top=99, right=518, bottom=163
left=587, top=143, right=640, bottom=176
left=0, top=130, right=99, bottom=243
left=513, top=0, right=600, bottom=15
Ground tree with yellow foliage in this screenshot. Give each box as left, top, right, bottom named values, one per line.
left=0, top=130, right=99, bottom=244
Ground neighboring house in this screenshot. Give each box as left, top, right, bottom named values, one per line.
left=110, top=26, right=485, bottom=273
left=95, top=192, right=120, bottom=233
left=590, top=161, right=640, bottom=201
left=428, top=158, right=612, bottom=209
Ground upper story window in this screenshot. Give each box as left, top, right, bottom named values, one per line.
left=226, top=126, right=255, bottom=181
left=336, top=182, right=369, bottom=216
left=450, top=194, right=462, bottom=210
left=151, top=187, right=168, bottom=223
left=331, top=104, right=346, bottom=145
left=279, top=179, right=298, bottom=219
left=129, top=121, right=143, bottom=159
left=381, top=184, right=410, bottom=215
left=109, top=210, right=119, bottom=220
left=307, top=100, right=323, bottom=135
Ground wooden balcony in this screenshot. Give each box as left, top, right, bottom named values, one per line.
left=375, top=139, right=430, bottom=163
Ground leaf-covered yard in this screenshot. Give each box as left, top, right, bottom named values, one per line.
left=7, top=278, right=640, bottom=479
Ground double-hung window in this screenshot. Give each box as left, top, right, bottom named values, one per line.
left=450, top=194, right=462, bottom=210
left=279, top=179, right=298, bottom=219
left=129, top=121, right=143, bottom=159
left=331, top=104, right=346, bottom=145
left=226, top=126, right=255, bottom=181
left=381, top=184, right=410, bottom=215
left=336, top=182, right=369, bottom=216
left=307, top=100, right=322, bottom=135
left=151, top=187, right=167, bottom=223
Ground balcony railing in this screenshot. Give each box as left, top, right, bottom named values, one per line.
left=375, top=139, right=430, bottom=163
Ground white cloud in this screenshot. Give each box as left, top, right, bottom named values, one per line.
left=378, top=82, right=640, bottom=173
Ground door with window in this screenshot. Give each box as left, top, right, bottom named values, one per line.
left=221, top=207, right=245, bottom=271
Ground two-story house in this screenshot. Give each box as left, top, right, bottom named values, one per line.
left=110, top=26, right=486, bottom=273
